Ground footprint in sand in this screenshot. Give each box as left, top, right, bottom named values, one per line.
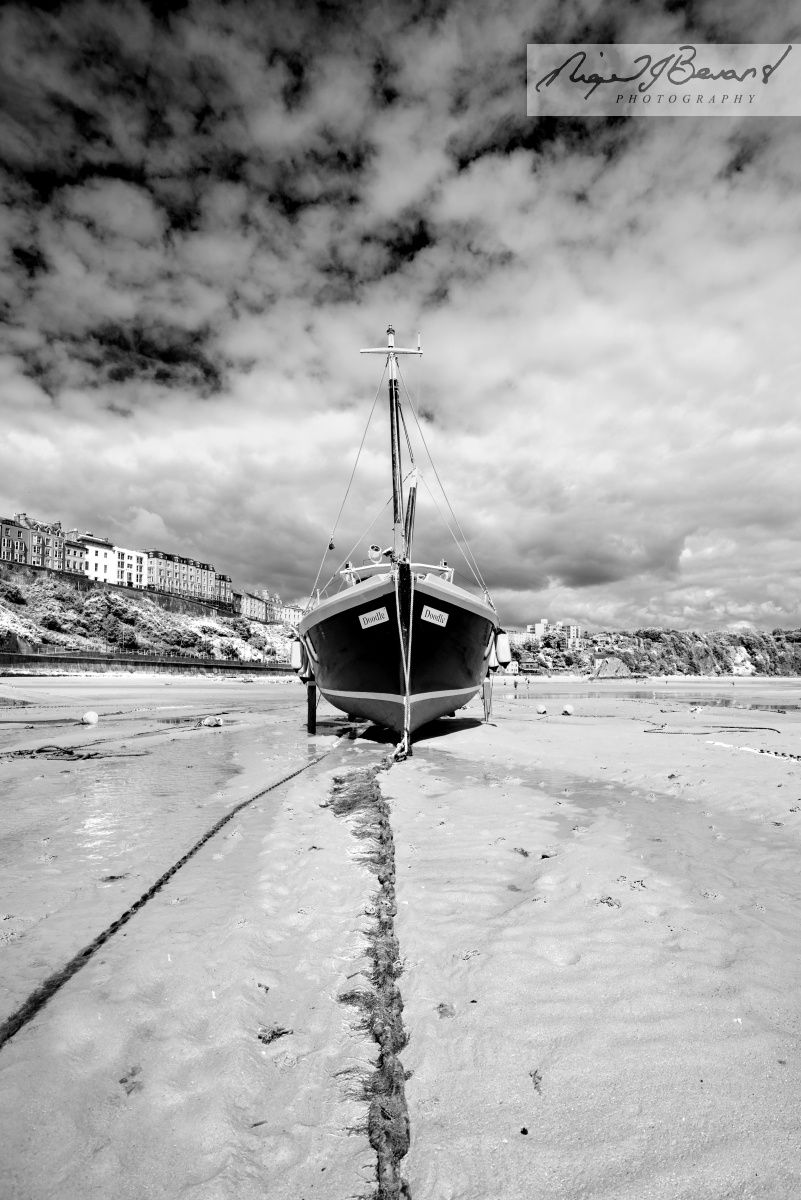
left=437, top=1003, right=456, bottom=1019
left=119, top=1066, right=143, bottom=1096
left=537, top=940, right=580, bottom=966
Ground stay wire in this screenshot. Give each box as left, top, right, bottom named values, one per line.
left=417, top=471, right=486, bottom=591
left=305, top=363, right=387, bottom=611
left=396, top=360, right=492, bottom=600
left=397, top=399, right=416, bottom=466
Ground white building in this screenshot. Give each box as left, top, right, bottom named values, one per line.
left=113, top=545, right=145, bottom=588
left=526, top=619, right=581, bottom=646
left=80, top=533, right=114, bottom=581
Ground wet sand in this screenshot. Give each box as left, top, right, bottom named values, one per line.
left=1, top=675, right=801, bottom=1197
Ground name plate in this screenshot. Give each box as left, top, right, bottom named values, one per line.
left=421, top=605, right=448, bottom=628
left=359, top=606, right=389, bottom=629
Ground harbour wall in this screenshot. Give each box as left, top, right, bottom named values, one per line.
left=0, top=651, right=297, bottom=677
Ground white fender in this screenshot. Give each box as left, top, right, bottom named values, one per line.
left=488, top=641, right=499, bottom=670
left=495, top=631, right=512, bottom=667
left=290, top=639, right=303, bottom=670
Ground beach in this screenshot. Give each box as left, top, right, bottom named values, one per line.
left=1, top=674, right=800, bottom=1198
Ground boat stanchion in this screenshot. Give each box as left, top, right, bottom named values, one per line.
left=307, top=682, right=317, bottom=734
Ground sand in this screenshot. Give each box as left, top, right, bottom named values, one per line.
left=1, top=675, right=801, bottom=1197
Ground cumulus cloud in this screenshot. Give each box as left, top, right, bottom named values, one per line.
left=1, top=0, right=800, bottom=628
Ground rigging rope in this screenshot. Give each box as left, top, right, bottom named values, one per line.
left=417, top=472, right=487, bottom=591
left=397, top=400, right=416, bottom=466
left=396, top=360, right=492, bottom=601
left=313, top=465, right=419, bottom=600
left=305, top=363, right=388, bottom=610
left=314, top=493, right=394, bottom=599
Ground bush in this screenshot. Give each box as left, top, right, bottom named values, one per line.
left=0, top=582, right=26, bottom=605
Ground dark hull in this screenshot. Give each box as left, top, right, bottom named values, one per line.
left=299, top=574, right=497, bottom=733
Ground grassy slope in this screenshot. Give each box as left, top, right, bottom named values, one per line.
left=0, top=572, right=292, bottom=662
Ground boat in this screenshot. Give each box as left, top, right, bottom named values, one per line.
left=295, top=325, right=509, bottom=754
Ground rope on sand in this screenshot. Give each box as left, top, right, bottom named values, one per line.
left=0, top=747, right=339, bottom=1053
left=645, top=725, right=782, bottom=735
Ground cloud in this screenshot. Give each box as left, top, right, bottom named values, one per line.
left=1, top=0, right=800, bottom=627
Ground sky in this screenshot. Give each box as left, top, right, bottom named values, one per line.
left=1, top=0, right=800, bottom=631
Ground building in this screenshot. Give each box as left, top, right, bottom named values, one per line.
left=79, top=533, right=115, bottom=581
left=144, top=550, right=218, bottom=602
left=63, top=530, right=87, bottom=574
left=0, top=518, right=30, bottom=565
left=235, top=591, right=267, bottom=622
left=113, top=546, right=145, bottom=588
left=526, top=619, right=582, bottom=647
left=262, top=591, right=303, bottom=626
left=11, top=513, right=65, bottom=571
left=506, top=629, right=528, bottom=648
left=215, top=573, right=233, bottom=606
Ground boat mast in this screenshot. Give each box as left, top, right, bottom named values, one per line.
left=360, top=325, right=423, bottom=562
left=387, top=326, right=404, bottom=558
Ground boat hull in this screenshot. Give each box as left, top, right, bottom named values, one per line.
left=299, top=573, right=497, bottom=734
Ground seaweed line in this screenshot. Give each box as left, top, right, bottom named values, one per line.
left=326, top=764, right=411, bottom=1200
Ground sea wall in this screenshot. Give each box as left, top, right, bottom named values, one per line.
left=0, top=651, right=296, bottom=677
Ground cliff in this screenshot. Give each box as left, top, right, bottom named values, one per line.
left=0, top=567, right=293, bottom=663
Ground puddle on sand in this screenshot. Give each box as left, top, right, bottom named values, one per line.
left=0, top=729, right=249, bottom=1015
left=493, top=689, right=801, bottom=712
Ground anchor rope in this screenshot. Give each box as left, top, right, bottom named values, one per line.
left=0, top=744, right=340, bottom=1052
left=393, top=565, right=414, bottom=759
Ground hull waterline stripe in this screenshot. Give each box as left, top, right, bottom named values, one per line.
left=320, top=686, right=478, bottom=704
